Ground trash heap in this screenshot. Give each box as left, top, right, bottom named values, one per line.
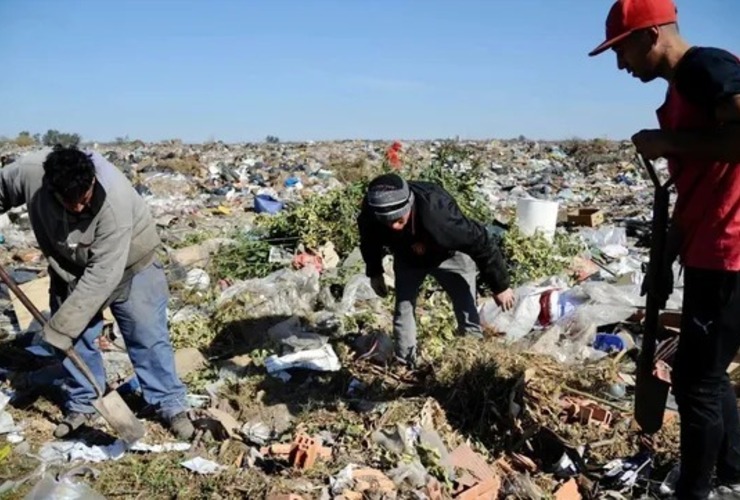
left=0, top=138, right=737, bottom=499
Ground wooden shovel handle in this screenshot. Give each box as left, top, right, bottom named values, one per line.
left=65, top=348, right=104, bottom=398
left=0, top=264, right=45, bottom=324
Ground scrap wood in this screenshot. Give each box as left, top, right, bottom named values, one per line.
left=563, top=386, right=631, bottom=413
left=510, top=452, right=538, bottom=473
left=355, top=360, right=417, bottom=385
left=494, top=457, right=516, bottom=477
left=204, top=408, right=242, bottom=440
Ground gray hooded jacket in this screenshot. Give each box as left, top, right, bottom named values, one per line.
left=0, top=148, right=161, bottom=340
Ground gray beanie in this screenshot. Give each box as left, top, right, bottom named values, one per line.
left=367, top=173, right=415, bottom=222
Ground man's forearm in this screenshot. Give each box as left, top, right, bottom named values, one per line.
left=666, top=124, right=740, bottom=162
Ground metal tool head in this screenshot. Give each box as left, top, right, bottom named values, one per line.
left=93, top=391, right=146, bottom=444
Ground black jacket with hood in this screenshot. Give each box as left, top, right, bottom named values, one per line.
left=357, top=180, right=510, bottom=294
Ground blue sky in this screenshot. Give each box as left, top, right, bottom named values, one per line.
left=1, top=0, right=738, bottom=143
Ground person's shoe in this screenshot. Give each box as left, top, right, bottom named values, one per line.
left=8, top=371, right=32, bottom=392
left=53, top=412, right=98, bottom=439
left=458, top=328, right=484, bottom=340
left=709, top=483, right=740, bottom=499
left=165, top=411, right=195, bottom=441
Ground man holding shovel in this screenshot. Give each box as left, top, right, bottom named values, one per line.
left=0, top=145, right=194, bottom=440
left=589, top=0, right=740, bottom=497
left=357, top=173, right=514, bottom=369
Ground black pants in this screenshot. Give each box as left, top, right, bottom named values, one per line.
left=673, top=268, right=740, bottom=499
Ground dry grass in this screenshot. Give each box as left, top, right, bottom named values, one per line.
left=0, top=333, right=688, bottom=499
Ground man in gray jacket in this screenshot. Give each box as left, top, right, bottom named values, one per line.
left=1, top=145, right=193, bottom=439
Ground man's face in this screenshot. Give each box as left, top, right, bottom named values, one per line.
left=612, top=29, right=661, bottom=83
left=386, top=211, right=411, bottom=232
left=56, top=183, right=94, bottom=214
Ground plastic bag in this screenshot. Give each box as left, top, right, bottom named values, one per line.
left=217, top=267, right=320, bottom=317
left=479, top=286, right=551, bottom=342
left=337, top=274, right=380, bottom=315
left=580, top=226, right=627, bottom=248
left=25, top=468, right=105, bottom=500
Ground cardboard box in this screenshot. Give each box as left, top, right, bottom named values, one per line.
left=567, top=208, right=604, bottom=227
left=11, top=276, right=114, bottom=332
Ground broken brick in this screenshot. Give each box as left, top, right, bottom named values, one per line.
left=426, top=478, right=443, bottom=500
left=579, top=404, right=613, bottom=427
left=352, top=468, right=395, bottom=494
left=335, top=493, right=363, bottom=500
left=448, top=443, right=497, bottom=481
left=654, top=359, right=673, bottom=384
left=453, top=475, right=502, bottom=500
left=286, top=433, right=331, bottom=470
left=554, top=478, right=581, bottom=500
left=261, top=443, right=292, bottom=457
left=289, top=434, right=318, bottom=469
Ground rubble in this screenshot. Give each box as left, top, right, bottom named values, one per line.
left=0, top=139, right=705, bottom=498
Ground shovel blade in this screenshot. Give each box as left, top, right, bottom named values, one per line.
left=93, top=391, right=146, bottom=444
left=634, top=370, right=670, bottom=434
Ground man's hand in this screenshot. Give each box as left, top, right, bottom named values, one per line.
left=494, top=288, right=516, bottom=312
left=42, top=323, right=73, bottom=352
left=631, top=129, right=675, bottom=160
left=640, top=262, right=674, bottom=310
left=370, top=275, right=389, bottom=298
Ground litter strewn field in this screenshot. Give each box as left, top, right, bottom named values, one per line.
left=0, top=138, right=734, bottom=499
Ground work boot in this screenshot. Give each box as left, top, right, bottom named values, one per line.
left=54, top=412, right=98, bottom=439
left=165, top=411, right=195, bottom=441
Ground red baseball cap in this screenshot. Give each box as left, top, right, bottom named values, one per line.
left=589, top=0, right=678, bottom=57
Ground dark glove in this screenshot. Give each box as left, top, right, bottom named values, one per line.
left=640, top=261, right=673, bottom=310
left=369, top=275, right=389, bottom=298
left=43, top=323, right=74, bottom=352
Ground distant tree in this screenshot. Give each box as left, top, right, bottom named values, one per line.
left=42, top=129, right=81, bottom=148
left=265, top=135, right=280, bottom=144
left=14, top=131, right=36, bottom=147
left=114, top=135, right=130, bottom=145
left=32, top=133, right=41, bottom=144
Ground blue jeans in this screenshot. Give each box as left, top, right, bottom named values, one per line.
left=36, top=261, right=189, bottom=420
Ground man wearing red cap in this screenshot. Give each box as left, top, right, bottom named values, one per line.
left=590, top=0, right=740, bottom=498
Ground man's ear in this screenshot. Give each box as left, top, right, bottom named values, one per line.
left=647, top=26, right=661, bottom=47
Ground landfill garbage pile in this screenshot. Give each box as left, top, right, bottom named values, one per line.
left=0, top=138, right=737, bottom=499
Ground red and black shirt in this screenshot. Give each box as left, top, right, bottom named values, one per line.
left=658, top=46, right=740, bottom=270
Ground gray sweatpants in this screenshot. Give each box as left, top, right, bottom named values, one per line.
left=393, top=252, right=481, bottom=360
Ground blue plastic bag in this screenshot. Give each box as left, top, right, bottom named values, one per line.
left=254, top=194, right=284, bottom=215
left=593, top=333, right=625, bottom=353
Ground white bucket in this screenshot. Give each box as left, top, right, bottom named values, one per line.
left=516, top=198, right=559, bottom=242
